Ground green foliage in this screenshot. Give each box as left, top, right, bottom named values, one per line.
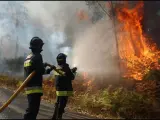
left=72, top=87, right=154, bottom=119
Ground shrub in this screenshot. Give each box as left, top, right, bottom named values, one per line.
left=0, top=74, right=158, bottom=119
left=71, top=87, right=154, bottom=118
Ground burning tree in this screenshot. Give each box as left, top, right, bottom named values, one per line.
left=84, top=1, right=160, bottom=82
left=114, top=1, right=160, bottom=81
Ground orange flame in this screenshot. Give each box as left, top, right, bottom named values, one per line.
left=116, top=1, right=160, bottom=80
left=77, top=2, right=160, bottom=82
left=87, top=80, right=92, bottom=86
left=82, top=72, right=93, bottom=86
left=83, top=80, right=93, bottom=87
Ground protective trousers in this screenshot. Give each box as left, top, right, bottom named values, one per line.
left=52, top=96, right=68, bottom=119
left=24, top=93, right=41, bottom=120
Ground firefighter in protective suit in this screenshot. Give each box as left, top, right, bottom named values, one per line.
left=47, top=53, right=77, bottom=119
left=23, top=37, right=51, bottom=120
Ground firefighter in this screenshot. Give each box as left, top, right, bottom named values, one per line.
left=47, top=53, right=77, bottom=119
left=23, top=37, right=51, bottom=120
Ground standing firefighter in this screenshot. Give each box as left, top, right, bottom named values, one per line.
left=23, top=37, right=50, bottom=120
left=49, top=53, right=77, bottom=119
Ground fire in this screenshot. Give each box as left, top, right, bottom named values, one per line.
left=76, top=1, right=160, bottom=81
left=82, top=72, right=93, bottom=86
left=116, top=1, right=160, bottom=80
left=87, top=80, right=92, bottom=86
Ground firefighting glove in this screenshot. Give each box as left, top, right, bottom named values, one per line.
left=46, top=68, right=53, bottom=74
left=51, top=65, right=56, bottom=70
left=44, top=63, right=56, bottom=70
left=72, top=67, right=77, bottom=73
left=43, top=62, right=48, bottom=68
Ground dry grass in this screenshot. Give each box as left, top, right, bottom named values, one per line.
left=0, top=74, right=21, bottom=89
left=0, top=74, right=159, bottom=119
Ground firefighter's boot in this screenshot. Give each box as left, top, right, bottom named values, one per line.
left=52, top=102, right=59, bottom=120
left=57, top=107, right=65, bottom=119
left=57, top=111, right=63, bottom=119
left=57, top=114, right=62, bottom=120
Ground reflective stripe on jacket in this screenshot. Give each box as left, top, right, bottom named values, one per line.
left=54, top=70, right=65, bottom=76
left=25, top=86, right=43, bottom=95
left=24, top=59, right=32, bottom=67
left=24, top=53, right=33, bottom=67
left=56, top=91, right=73, bottom=96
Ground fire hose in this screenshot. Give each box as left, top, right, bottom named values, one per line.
left=0, top=64, right=64, bottom=113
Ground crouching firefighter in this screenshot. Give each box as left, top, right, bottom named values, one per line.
left=47, top=53, right=77, bottom=119
left=23, top=37, right=51, bottom=120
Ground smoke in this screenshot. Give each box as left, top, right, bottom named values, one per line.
left=0, top=1, right=120, bottom=80
left=0, top=1, right=90, bottom=64
left=72, top=17, right=120, bottom=79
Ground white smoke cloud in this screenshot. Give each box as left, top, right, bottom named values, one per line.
left=0, top=1, right=90, bottom=64
left=72, top=18, right=120, bottom=79
left=0, top=1, right=120, bottom=81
